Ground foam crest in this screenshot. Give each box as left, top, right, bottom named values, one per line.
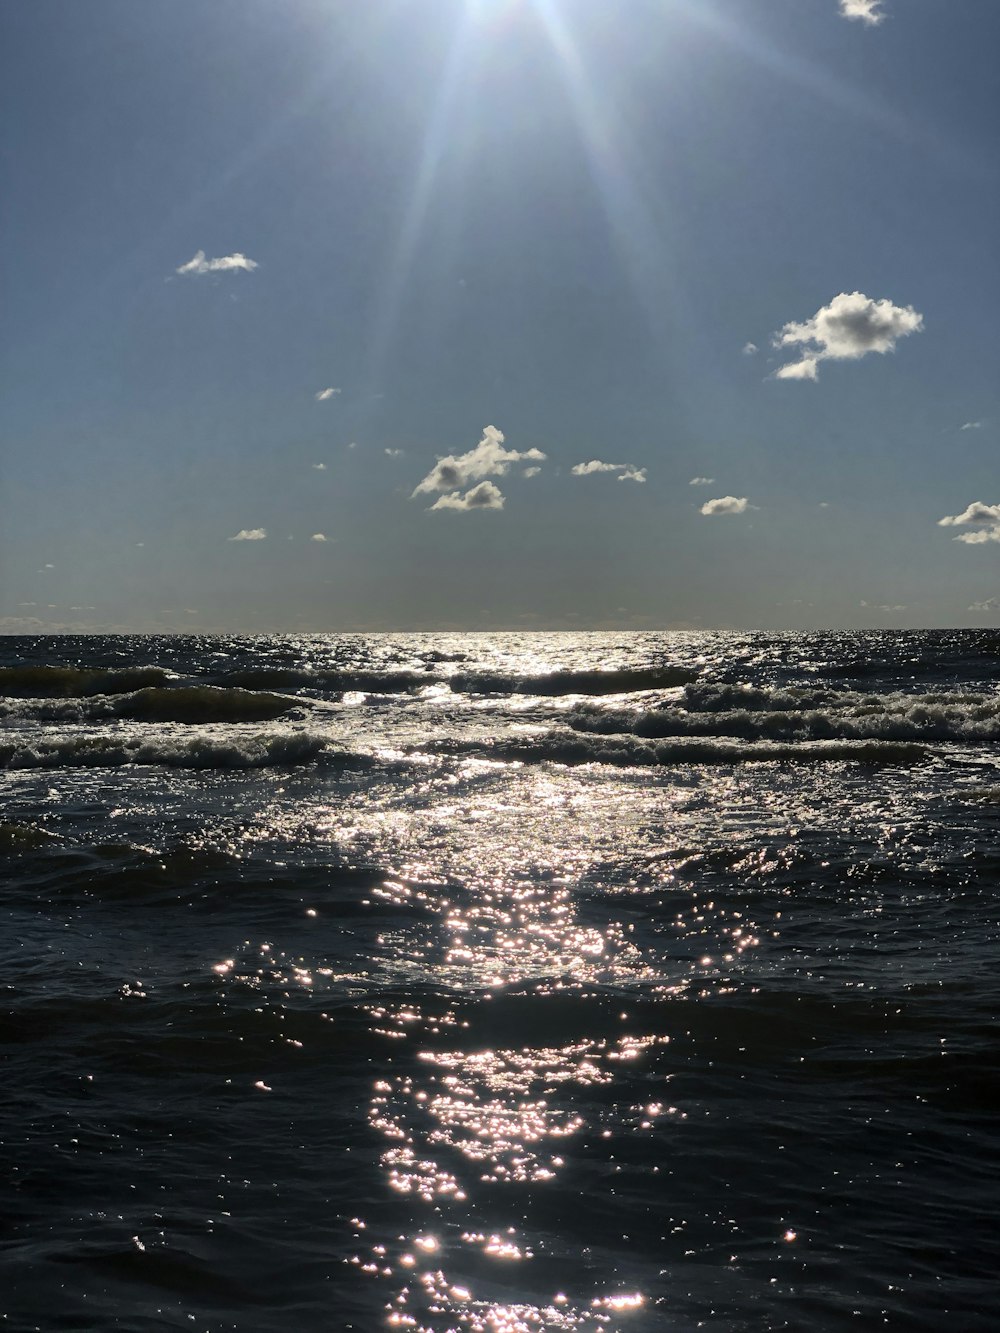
left=0, top=666, right=169, bottom=697
left=0, top=730, right=327, bottom=770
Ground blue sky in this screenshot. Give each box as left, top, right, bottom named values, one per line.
left=2, top=0, right=997, bottom=632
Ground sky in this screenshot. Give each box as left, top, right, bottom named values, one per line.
left=1, top=0, right=997, bottom=633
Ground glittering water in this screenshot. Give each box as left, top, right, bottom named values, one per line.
left=2, top=631, right=999, bottom=1330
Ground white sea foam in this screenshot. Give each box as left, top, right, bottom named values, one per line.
left=0, top=729, right=328, bottom=770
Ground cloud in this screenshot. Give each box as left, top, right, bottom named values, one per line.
left=312, top=463, right=328, bottom=471
left=228, top=528, right=267, bottom=541
left=960, top=421, right=983, bottom=431
left=176, top=250, right=258, bottom=276
left=700, top=496, right=749, bottom=516
left=310, top=533, right=327, bottom=542
left=953, top=529, right=1000, bottom=545
left=742, top=342, right=758, bottom=356
left=315, top=387, right=341, bottom=401
left=384, top=448, right=404, bottom=458
left=571, top=459, right=644, bottom=480
left=772, top=291, right=922, bottom=381
left=938, top=502, right=1000, bottom=527
left=523, top=466, right=542, bottom=478
left=969, top=598, right=999, bottom=612
left=412, top=425, right=544, bottom=497
left=429, top=481, right=505, bottom=512
left=689, top=476, right=715, bottom=487
left=839, top=0, right=885, bottom=24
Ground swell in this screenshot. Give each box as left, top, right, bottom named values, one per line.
left=1, top=686, right=300, bottom=724
left=0, top=666, right=170, bottom=697
left=569, top=684, right=1000, bottom=744
left=0, top=730, right=328, bottom=770
left=209, top=664, right=698, bottom=696
left=423, top=731, right=929, bottom=766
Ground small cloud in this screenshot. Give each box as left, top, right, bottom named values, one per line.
left=429, top=481, right=505, bottom=512
left=954, top=529, right=1000, bottom=546
left=384, top=448, right=404, bottom=458
left=701, top=496, right=749, bottom=516
left=523, top=466, right=542, bottom=478
left=938, top=502, right=1000, bottom=528
left=838, top=0, right=886, bottom=24
left=348, top=441, right=358, bottom=450
left=135, top=542, right=145, bottom=547
left=315, top=387, right=341, bottom=401
left=689, top=476, right=715, bottom=487
left=819, top=502, right=830, bottom=508
left=772, top=291, right=922, bottom=381
left=310, top=533, right=327, bottom=542
left=43, top=563, right=55, bottom=569
left=969, top=598, right=999, bottom=612
left=313, top=462, right=328, bottom=471
left=228, top=528, right=267, bottom=541
left=742, top=342, right=758, bottom=356
left=960, top=421, right=983, bottom=431
left=176, top=249, right=258, bottom=276
left=571, top=459, right=644, bottom=480
left=412, top=425, right=544, bottom=498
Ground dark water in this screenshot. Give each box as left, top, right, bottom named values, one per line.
left=2, top=631, right=999, bottom=1331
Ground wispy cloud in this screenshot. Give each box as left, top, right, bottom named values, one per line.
left=772, top=291, right=922, bottom=381
left=689, top=476, right=715, bottom=487
left=310, top=533, right=327, bottom=542
left=571, top=459, right=645, bottom=481
left=939, top=501, right=1000, bottom=544
left=384, top=448, right=404, bottom=458
left=960, top=421, right=983, bottom=431
left=839, top=0, right=886, bottom=25
left=429, top=480, right=505, bottom=512
left=969, top=598, right=999, bottom=612
left=742, top=342, right=758, bottom=356
left=312, top=463, right=328, bottom=471
left=228, top=528, right=267, bottom=541
left=176, top=250, right=258, bottom=276
left=523, top=466, right=542, bottom=478
left=701, top=496, right=749, bottom=516
left=412, top=426, right=545, bottom=498
left=315, top=387, right=341, bottom=401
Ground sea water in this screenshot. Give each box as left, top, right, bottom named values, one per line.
left=2, top=631, right=998, bottom=1330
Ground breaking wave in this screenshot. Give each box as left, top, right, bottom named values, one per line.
left=449, top=666, right=698, bottom=695
left=568, top=684, right=1000, bottom=744
left=0, top=730, right=328, bottom=770
left=424, top=732, right=928, bottom=767
left=113, top=686, right=297, bottom=723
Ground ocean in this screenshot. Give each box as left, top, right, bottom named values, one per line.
left=1, top=630, right=998, bottom=1331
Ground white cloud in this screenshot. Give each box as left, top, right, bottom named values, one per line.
left=571, top=459, right=620, bottom=475
left=571, top=459, right=644, bottom=480
left=960, top=421, right=983, bottom=431
left=384, top=448, right=404, bottom=457
left=938, top=502, right=1000, bottom=528
left=742, top=342, right=758, bottom=356
left=312, top=462, right=328, bottom=471
left=969, top=598, right=999, bottom=612
left=772, top=291, right=922, bottom=381
left=774, top=356, right=820, bottom=382
left=689, top=476, right=715, bottom=486
left=412, top=425, right=545, bottom=497
left=348, top=441, right=358, bottom=450
left=701, top=496, right=749, bottom=516
left=429, top=481, right=505, bottom=512
left=523, top=466, right=542, bottom=478
left=310, top=533, right=327, bottom=542
left=176, top=249, right=258, bottom=276
left=839, top=0, right=885, bottom=24
left=315, top=387, right=341, bottom=401
left=228, top=528, right=267, bottom=541
left=954, top=529, right=1000, bottom=545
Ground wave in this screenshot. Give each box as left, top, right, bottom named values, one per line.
left=424, top=732, right=928, bottom=767
left=211, top=668, right=437, bottom=694
left=449, top=666, right=698, bottom=695
left=0, top=666, right=170, bottom=697
left=112, top=686, right=297, bottom=723
left=568, top=685, right=1000, bottom=744
left=0, top=730, right=328, bottom=770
